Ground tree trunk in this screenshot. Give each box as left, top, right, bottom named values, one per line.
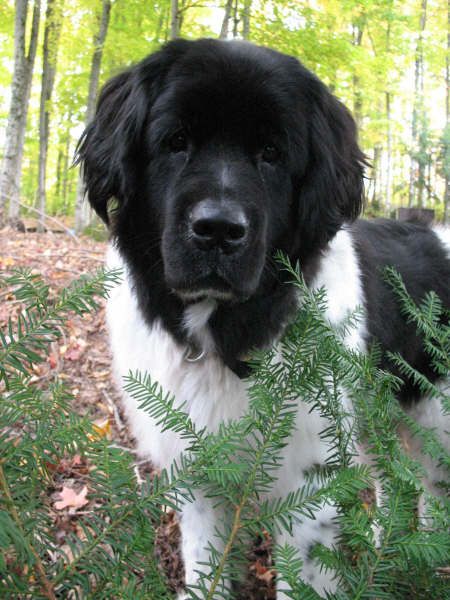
left=0, top=0, right=40, bottom=226
left=55, top=109, right=72, bottom=213
left=408, top=0, right=427, bottom=208
left=55, top=146, right=63, bottom=201
left=351, top=16, right=365, bottom=130
left=242, top=0, right=252, bottom=40
left=220, top=0, right=233, bottom=40
left=385, top=91, right=392, bottom=216
left=444, top=0, right=450, bottom=224
left=62, top=127, right=71, bottom=214
left=37, top=0, right=64, bottom=232
left=154, top=5, right=166, bottom=42
left=75, top=0, right=112, bottom=233
left=372, top=144, right=381, bottom=210
left=232, top=0, right=239, bottom=38
left=384, top=18, right=392, bottom=216
left=170, top=0, right=180, bottom=39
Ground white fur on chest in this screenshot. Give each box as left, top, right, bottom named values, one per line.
left=106, top=249, right=248, bottom=469
left=106, top=229, right=366, bottom=476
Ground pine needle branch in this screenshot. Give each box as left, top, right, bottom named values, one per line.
left=0, top=461, right=56, bottom=600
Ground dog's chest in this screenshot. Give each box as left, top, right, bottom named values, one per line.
left=106, top=273, right=332, bottom=477
left=106, top=273, right=249, bottom=469
left=106, top=231, right=367, bottom=474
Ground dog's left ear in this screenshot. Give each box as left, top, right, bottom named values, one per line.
left=295, top=74, right=366, bottom=253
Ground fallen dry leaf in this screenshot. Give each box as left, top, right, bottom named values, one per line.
left=65, top=345, right=84, bottom=361
left=251, top=559, right=275, bottom=585
left=54, top=485, right=89, bottom=511
left=91, top=418, right=112, bottom=440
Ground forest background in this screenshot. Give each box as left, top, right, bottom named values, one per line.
left=0, top=0, right=449, bottom=235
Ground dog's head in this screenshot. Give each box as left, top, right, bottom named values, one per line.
left=78, top=39, right=365, bottom=303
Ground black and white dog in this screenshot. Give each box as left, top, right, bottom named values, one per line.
left=78, top=39, right=450, bottom=596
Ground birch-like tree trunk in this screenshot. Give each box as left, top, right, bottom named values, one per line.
left=408, top=0, right=427, bottom=207
left=0, top=0, right=40, bottom=226
left=385, top=20, right=392, bottom=216
left=371, top=144, right=381, bottom=209
left=232, top=0, right=239, bottom=38
left=385, top=91, right=392, bottom=216
left=37, top=0, right=64, bottom=232
left=74, top=0, right=112, bottom=233
left=351, top=16, right=365, bottom=131
left=170, top=0, right=180, bottom=39
left=444, top=0, right=449, bottom=224
left=220, top=0, right=233, bottom=40
left=242, top=0, right=252, bottom=40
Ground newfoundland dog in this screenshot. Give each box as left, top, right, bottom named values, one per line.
left=78, top=39, right=449, bottom=596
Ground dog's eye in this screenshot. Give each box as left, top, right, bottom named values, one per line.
left=261, top=144, right=279, bottom=163
left=169, top=130, right=188, bottom=153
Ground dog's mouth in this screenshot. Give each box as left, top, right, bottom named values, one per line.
left=171, top=272, right=241, bottom=303
left=175, top=288, right=235, bottom=303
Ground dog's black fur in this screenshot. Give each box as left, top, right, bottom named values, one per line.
left=78, top=38, right=450, bottom=401
left=353, top=218, right=449, bottom=401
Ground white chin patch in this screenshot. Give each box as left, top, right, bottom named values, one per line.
left=175, top=288, right=235, bottom=302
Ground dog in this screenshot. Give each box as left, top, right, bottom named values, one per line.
left=77, top=39, right=450, bottom=597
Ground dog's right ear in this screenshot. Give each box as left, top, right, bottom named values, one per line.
left=76, top=70, right=135, bottom=223
left=76, top=42, right=187, bottom=224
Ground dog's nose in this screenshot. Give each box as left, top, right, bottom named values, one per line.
left=189, top=200, right=248, bottom=252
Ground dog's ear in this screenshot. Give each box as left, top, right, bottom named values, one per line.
left=76, top=43, right=186, bottom=224
left=295, top=75, right=366, bottom=254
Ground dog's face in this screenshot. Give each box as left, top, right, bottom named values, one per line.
left=78, top=39, right=365, bottom=304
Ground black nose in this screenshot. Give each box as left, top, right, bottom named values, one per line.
left=189, top=199, right=248, bottom=252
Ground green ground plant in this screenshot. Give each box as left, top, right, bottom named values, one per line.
left=0, top=264, right=448, bottom=599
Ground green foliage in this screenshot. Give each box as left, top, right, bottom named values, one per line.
left=1, top=0, right=449, bottom=220
left=0, top=268, right=176, bottom=598
left=1, top=263, right=449, bottom=598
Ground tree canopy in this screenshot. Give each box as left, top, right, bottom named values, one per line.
left=0, top=0, right=449, bottom=230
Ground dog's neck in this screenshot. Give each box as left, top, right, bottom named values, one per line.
left=129, top=263, right=300, bottom=377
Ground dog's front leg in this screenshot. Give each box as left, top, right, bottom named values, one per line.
left=274, top=503, right=339, bottom=598
left=177, top=490, right=228, bottom=599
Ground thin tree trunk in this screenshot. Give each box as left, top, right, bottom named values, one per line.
left=444, top=0, right=450, bottom=224
left=62, top=130, right=71, bottom=213
left=384, top=19, right=392, bottom=216
left=232, top=0, right=239, bottom=38
left=242, top=0, right=251, bottom=40
left=426, top=158, right=432, bottom=207
left=0, top=0, right=40, bottom=226
left=220, top=0, right=233, bottom=40
left=56, top=109, right=71, bottom=213
left=37, top=0, right=64, bottom=232
left=351, top=17, right=365, bottom=130
left=408, top=0, right=427, bottom=207
left=385, top=91, right=392, bottom=216
left=371, top=144, right=381, bottom=210
left=154, top=5, right=166, bottom=42
left=55, top=146, right=63, bottom=201
left=417, top=120, right=427, bottom=208
left=75, top=0, right=112, bottom=233
left=170, top=0, right=180, bottom=39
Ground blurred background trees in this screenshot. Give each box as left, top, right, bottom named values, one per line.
left=0, top=0, right=449, bottom=233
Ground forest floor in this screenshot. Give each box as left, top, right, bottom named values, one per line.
left=0, top=228, right=275, bottom=599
